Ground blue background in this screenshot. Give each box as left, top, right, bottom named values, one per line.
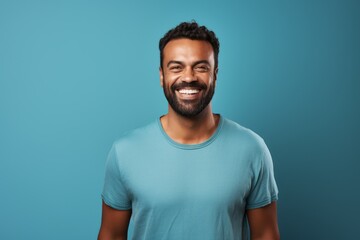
left=1, top=0, right=359, bottom=239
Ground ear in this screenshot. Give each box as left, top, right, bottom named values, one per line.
left=214, top=67, right=219, bottom=82
left=159, top=67, right=164, bottom=87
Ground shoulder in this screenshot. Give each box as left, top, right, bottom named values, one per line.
left=221, top=117, right=275, bottom=179
left=112, top=120, right=159, bottom=151
left=220, top=117, right=268, bottom=152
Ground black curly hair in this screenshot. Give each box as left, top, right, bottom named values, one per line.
left=159, top=21, right=220, bottom=68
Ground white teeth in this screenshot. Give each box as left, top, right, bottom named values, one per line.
left=178, top=89, right=200, bottom=94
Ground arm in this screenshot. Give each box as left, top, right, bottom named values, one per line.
left=98, top=201, right=132, bottom=240
left=246, top=201, right=280, bottom=240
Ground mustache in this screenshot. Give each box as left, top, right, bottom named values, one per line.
left=171, top=82, right=207, bottom=91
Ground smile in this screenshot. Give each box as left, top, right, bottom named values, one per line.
left=177, top=89, right=200, bottom=95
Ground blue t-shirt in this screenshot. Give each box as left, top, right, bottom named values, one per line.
left=102, top=116, right=278, bottom=240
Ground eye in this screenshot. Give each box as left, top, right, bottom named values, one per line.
left=195, top=65, right=209, bottom=72
left=169, top=65, right=183, bottom=72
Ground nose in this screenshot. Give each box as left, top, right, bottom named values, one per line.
left=181, top=67, right=197, bottom=82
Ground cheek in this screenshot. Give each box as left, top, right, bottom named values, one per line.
left=164, top=74, right=180, bottom=85
left=202, top=74, right=214, bottom=84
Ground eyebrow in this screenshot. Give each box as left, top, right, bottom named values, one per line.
left=166, top=60, right=211, bottom=68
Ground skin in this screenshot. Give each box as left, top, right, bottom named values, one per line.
left=247, top=202, right=280, bottom=240
left=98, top=202, right=131, bottom=240
left=159, top=39, right=219, bottom=144
left=98, top=38, right=280, bottom=240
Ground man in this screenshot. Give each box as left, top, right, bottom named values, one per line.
left=98, top=21, right=279, bottom=240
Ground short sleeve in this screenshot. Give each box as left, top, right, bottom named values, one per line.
left=101, top=143, right=132, bottom=210
left=246, top=141, right=279, bottom=209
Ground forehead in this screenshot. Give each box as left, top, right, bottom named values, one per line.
left=163, top=38, right=214, bottom=64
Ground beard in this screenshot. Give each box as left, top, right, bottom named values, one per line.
left=163, top=79, right=215, bottom=118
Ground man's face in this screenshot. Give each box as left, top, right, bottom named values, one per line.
left=160, top=38, right=218, bottom=118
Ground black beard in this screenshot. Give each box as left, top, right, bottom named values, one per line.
left=163, top=81, right=215, bottom=118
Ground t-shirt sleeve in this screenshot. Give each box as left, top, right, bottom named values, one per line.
left=101, top=143, right=132, bottom=210
left=246, top=141, right=279, bottom=209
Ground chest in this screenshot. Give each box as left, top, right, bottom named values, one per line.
left=124, top=149, right=253, bottom=211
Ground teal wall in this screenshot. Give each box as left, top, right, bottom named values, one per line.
left=1, top=0, right=359, bottom=239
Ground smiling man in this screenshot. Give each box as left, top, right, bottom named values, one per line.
left=98, top=21, right=280, bottom=240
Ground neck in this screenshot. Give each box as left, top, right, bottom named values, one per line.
left=160, top=105, right=220, bottom=144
